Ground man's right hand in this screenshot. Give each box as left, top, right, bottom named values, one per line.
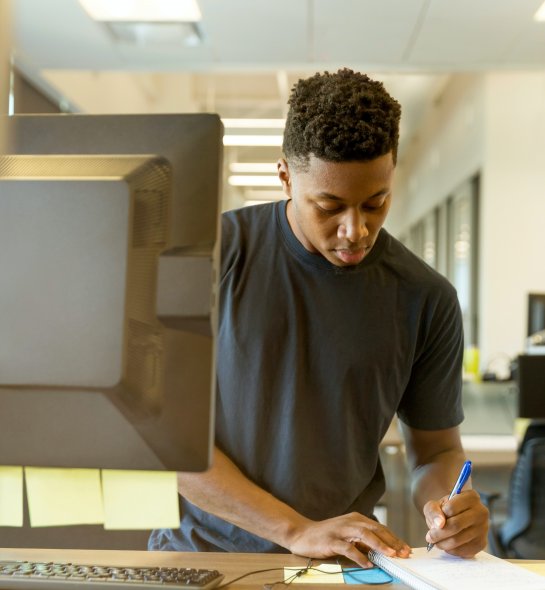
left=286, top=512, right=411, bottom=568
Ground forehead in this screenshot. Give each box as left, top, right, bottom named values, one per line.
left=292, top=153, right=395, bottom=198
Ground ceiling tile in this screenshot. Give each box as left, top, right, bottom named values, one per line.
left=199, top=0, right=308, bottom=64
left=313, top=0, right=426, bottom=64
left=14, top=0, right=125, bottom=69
left=408, top=0, right=545, bottom=67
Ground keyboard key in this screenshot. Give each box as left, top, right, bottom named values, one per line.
left=0, top=560, right=224, bottom=590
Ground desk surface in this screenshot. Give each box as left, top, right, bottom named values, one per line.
left=0, top=548, right=410, bottom=589
left=1, top=548, right=543, bottom=589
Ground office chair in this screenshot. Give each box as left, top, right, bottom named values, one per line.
left=482, top=427, right=545, bottom=559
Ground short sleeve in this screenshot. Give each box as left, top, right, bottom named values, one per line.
left=397, top=283, right=464, bottom=430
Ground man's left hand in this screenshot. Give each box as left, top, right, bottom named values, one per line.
left=423, top=489, right=489, bottom=558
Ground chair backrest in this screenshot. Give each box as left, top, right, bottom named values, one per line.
left=500, top=434, right=545, bottom=559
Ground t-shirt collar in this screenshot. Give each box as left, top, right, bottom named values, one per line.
left=276, top=199, right=387, bottom=273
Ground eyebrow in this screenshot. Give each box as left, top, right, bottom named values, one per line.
left=315, top=189, right=390, bottom=201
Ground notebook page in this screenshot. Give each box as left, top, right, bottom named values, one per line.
left=371, top=547, right=545, bottom=590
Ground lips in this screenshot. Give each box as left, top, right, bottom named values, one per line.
left=334, top=247, right=367, bottom=264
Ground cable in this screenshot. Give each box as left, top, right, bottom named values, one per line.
left=215, top=567, right=287, bottom=589
left=216, top=558, right=313, bottom=590
left=215, top=558, right=394, bottom=588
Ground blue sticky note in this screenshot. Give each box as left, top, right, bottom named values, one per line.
left=343, top=567, right=400, bottom=584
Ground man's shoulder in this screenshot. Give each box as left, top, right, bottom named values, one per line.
left=222, top=200, right=278, bottom=227
left=220, top=201, right=282, bottom=274
left=381, top=230, right=457, bottom=297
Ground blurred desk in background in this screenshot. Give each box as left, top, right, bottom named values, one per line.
left=461, top=381, right=519, bottom=465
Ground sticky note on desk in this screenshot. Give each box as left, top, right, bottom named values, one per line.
left=516, top=563, right=545, bottom=577
left=25, top=467, right=104, bottom=527
left=514, top=418, right=531, bottom=439
left=284, top=564, right=344, bottom=584
left=343, top=567, right=397, bottom=584
left=0, top=466, right=24, bottom=526
left=101, top=470, right=179, bottom=530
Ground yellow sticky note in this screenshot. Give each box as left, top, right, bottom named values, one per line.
left=284, top=564, right=344, bottom=584
left=514, top=418, right=531, bottom=440
left=516, top=563, right=545, bottom=577
left=0, top=466, right=24, bottom=527
left=101, top=470, right=180, bottom=530
left=25, top=467, right=104, bottom=527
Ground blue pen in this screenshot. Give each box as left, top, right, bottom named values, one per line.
left=426, top=460, right=472, bottom=552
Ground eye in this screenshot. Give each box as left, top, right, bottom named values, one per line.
left=362, top=198, right=386, bottom=211
left=315, top=202, right=343, bottom=214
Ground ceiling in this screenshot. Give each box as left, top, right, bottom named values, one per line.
left=10, top=0, right=545, bottom=207
left=13, top=0, right=545, bottom=72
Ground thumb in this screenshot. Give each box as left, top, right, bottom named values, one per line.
left=423, top=499, right=447, bottom=530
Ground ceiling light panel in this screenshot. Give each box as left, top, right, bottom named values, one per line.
left=535, top=1, right=545, bottom=21
left=79, top=0, right=202, bottom=22
left=223, top=135, right=283, bottom=147
left=244, top=190, right=285, bottom=201
left=222, top=119, right=285, bottom=129
left=105, top=22, right=202, bottom=46
left=229, top=163, right=278, bottom=173
left=228, top=175, right=281, bottom=187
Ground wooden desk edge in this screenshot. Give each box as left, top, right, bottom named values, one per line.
left=1, top=548, right=543, bottom=589
left=0, top=548, right=405, bottom=588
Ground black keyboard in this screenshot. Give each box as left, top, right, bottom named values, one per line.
left=0, top=561, right=224, bottom=590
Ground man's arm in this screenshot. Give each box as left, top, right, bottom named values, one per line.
left=400, top=423, right=489, bottom=557
left=177, top=446, right=410, bottom=566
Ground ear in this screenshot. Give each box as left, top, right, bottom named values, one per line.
left=277, top=158, right=292, bottom=197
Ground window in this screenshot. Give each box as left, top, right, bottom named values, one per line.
left=447, top=176, right=480, bottom=347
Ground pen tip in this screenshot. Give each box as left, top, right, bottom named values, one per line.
left=426, top=544, right=433, bottom=552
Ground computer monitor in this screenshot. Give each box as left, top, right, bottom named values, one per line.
left=528, top=293, right=545, bottom=337
left=516, top=354, right=545, bottom=419
left=0, top=113, right=222, bottom=472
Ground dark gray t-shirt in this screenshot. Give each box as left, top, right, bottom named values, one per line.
left=149, top=200, right=464, bottom=553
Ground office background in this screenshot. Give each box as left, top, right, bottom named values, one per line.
left=8, top=0, right=545, bottom=372
left=2, top=0, right=545, bottom=549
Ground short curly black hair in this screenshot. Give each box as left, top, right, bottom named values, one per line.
left=282, top=68, right=401, bottom=170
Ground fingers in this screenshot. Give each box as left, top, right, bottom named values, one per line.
left=425, top=491, right=489, bottom=555
left=331, top=539, right=373, bottom=569
left=425, top=513, right=474, bottom=547
left=333, top=522, right=410, bottom=569
left=426, top=523, right=485, bottom=557
left=287, top=512, right=411, bottom=566
left=441, top=489, right=483, bottom=518
left=423, top=499, right=447, bottom=530
left=342, top=514, right=411, bottom=557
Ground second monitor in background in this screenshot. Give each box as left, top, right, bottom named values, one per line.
left=527, top=292, right=545, bottom=337
left=516, top=354, right=545, bottom=421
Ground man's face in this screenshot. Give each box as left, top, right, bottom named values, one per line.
left=278, top=153, right=395, bottom=267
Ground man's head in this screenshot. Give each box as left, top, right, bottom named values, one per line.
left=278, top=69, right=401, bottom=268
left=282, top=68, right=401, bottom=170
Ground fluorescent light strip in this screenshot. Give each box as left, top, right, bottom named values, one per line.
left=244, top=200, right=279, bottom=207
left=228, top=175, right=281, bottom=187
left=244, top=190, right=285, bottom=200
left=223, top=135, right=283, bottom=147
left=78, top=0, right=202, bottom=22
left=222, top=118, right=285, bottom=129
left=229, top=162, right=278, bottom=173
left=535, top=1, right=545, bottom=20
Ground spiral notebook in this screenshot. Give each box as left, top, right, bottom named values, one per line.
left=368, top=547, right=545, bottom=590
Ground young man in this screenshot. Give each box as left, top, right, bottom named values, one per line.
left=150, top=69, right=489, bottom=566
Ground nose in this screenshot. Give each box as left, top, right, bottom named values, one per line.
left=337, top=208, right=369, bottom=243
